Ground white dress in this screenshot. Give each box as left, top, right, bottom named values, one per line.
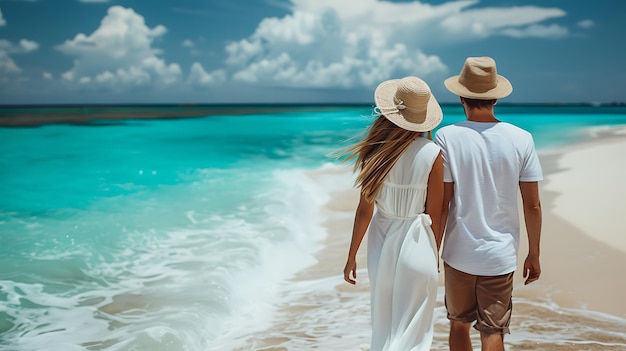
left=367, top=137, right=440, bottom=351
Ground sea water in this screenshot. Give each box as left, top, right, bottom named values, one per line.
left=1, top=105, right=626, bottom=351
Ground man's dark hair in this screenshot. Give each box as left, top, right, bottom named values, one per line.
left=462, top=98, right=496, bottom=109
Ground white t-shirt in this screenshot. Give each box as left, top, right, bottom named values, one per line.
left=435, top=121, right=543, bottom=276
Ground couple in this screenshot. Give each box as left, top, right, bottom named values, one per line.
left=342, top=56, right=543, bottom=351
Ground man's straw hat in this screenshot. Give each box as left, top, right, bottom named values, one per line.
left=374, top=76, right=442, bottom=132
left=444, top=56, right=512, bottom=99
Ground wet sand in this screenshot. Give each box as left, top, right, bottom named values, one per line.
left=309, top=125, right=626, bottom=317
left=238, top=125, right=626, bottom=350
left=516, top=127, right=626, bottom=317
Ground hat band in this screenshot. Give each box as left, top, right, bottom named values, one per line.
left=374, top=99, right=427, bottom=116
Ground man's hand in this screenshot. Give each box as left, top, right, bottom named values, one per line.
left=523, top=254, right=541, bottom=285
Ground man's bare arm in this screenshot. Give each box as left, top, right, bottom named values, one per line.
left=519, top=181, right=542, bottom=285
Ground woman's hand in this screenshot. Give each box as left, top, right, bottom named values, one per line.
left=343, top=192, right=373, bottom=286
left=344, top=257, right=357, bottom=285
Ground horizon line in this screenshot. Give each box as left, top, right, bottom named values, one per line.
left=1, top=101, right=625, bottom=109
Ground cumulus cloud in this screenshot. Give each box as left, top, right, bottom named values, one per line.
left=31, top=1, right=572, bottom=94
left=0, top=39, right=39, bottom=74
left=187, top=62, right=227, bottom=86
left=19, top=39, right=39, bottom=52
left=0, top=51, right=20, bottom=74
left=56, top=6, right=182, bottom=88
left=224, top=0, right=453, bottom=89
left=440, top=5, right=567, bottom=38
left=501, top=23, right=568, bottom=39
left=0, top=39, right=40, bottom=53
left=0, top=11, right=24, bottom=77
left=577, top=19, right=594, bottom=29
left=220, top=0, right=569, bottom=89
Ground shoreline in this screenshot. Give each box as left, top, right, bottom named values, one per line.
left=239, top=124, right=626, bottom=349
left=309, top=124, right=626, bottom=318
left=516, top=125, right=626, bottom=317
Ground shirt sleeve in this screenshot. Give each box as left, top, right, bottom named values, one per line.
left=520, top=135, right=543, bottom=182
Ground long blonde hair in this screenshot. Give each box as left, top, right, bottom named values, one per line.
left=340, top=115, right=425, bottom=202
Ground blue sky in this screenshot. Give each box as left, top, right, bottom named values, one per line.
left=0, top=0, right=623, bottom=104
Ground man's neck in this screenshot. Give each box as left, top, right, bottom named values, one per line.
left=466, top=108, right=499, bottom=123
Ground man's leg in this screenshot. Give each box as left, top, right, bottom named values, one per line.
left=450, top=320, right=473, bottom=351
left=475, top=272, right=514, bottom=351
left=480, top=332, right=504, bottom=351
left=445, top=263, right=478, bottom=351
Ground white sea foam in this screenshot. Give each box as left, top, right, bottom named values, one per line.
left=2, top=160, right=626, bottom=351
left=0, top=164, right=341, bottom=350
left=234, top=163, right=626, bottom=351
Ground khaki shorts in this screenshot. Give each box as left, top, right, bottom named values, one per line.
left=444, top=262, right=514, bottom=335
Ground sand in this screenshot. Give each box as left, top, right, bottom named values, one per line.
left=514, top=126, right=626, bottom=317
left=239, top=125, right=626, bottom=350
left=314, top=125, right=626, bottom=319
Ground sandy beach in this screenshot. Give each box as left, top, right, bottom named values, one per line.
left=239, top=125, right=626, bottom=350
left=4, top=107, right=626, bottom=351
left=515, top=126, right=626, bottom=318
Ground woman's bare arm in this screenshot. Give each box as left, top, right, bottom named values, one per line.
left=343, top=192, right=374, bottom=285
left=425, top=152, right=444, bottom=250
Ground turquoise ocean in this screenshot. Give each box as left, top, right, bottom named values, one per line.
left=1, top=105, right=626, bottom=350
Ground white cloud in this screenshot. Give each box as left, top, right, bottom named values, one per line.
left=61, top=70, right=74, bottom=81
left=224, top=0, right=453, bottom=89
left=19, top=39, right=39, bottom=52
left=0, top=9, right=6, bottom=26
left=0, top=51, right=21, bottom=74
left=0, top=39, right=40, bottom=53
left=225, top=38, right=264, bottom=66
left=43, top=72, right=53, bottom=79
left=577, top=19, right=594, bottom=29
left=0, top=40, right=14, bottom=52
left=0, top=38, right=39, bottom=75
left=56, top=6, right=182, bottom=88
left=220, top=0, right=569, bottom=89
left=501, top=24, right=568, bottom=39
left=440, top=5, right=567, bottom=38
left=187, top=62, right=227, bottom=86
left=12, top=1, right=571, bottom=97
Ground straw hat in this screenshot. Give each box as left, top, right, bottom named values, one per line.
left=374, top=76, right=442, bottom=132
left=444, top=56, right=512, bottom=99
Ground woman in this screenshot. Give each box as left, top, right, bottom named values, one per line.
left=342, top=76, right=444, bottom=351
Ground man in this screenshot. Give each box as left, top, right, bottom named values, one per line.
left=435, top=56, right=543, bottom=351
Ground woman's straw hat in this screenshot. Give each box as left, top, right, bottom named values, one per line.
left=444, top=56, right=512, bottom=99
left=374, top=76, right=442, bottom=132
